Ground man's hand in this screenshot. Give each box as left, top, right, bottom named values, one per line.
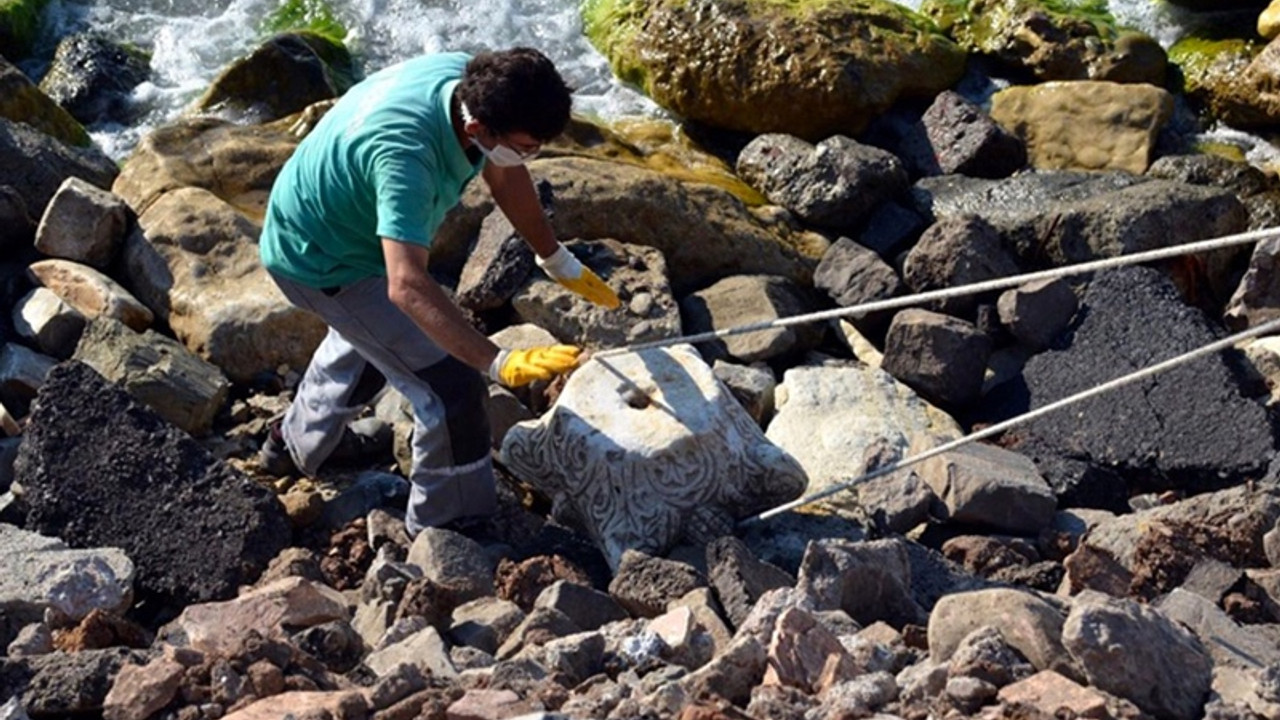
left=490, top=345, right=582, bottom=387
left=537, top=244, right=621, bottom=309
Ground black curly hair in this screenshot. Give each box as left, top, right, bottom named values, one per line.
left=457, top=47, right=572, bottom=143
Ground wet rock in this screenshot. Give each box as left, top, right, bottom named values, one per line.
left=765, top=362, right=961, bottom=520
left=72, top=317, right=230, bottom=437
left=881, top=308, right=992, bottom=409
left=193, top=32, right=356, bottom=124
left=991, top=81, right=1174, bottom=174
left=0, top=57, right=89, bottom=148
left=16, top=362, right=290, bottom=608
left=1063, top=590, right=1212, bottom=720
left=501, top=346, right=805, bottom=569
left=513, top=238, right=681, bottom=349
left=736, top=134, right=909, bottom=232
left=996, top=266, right=1275, bottom=495
left=27, top=260, right=152, bottom=332
left=796, top=538, right=927, bottom=629
left=608, top=551, right=706, bottom=619
left=681, top=274, right=823, bottom=364
left=37, top=33, right=149, bottom=126
left=0, top=117, right=116, bottom=220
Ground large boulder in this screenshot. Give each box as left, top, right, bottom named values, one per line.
left=192, top=32, right=357, bottom=124
left=990, top=81, right=1175, bottom=175
left=0, top=55, right=88, bottom=147
left=0, top=0, right=49, bottom=60
left=997, top=266, right=1275, bottom=497
left=37, top=33, right=150, bottom=126
left=122, top=186, right=326, bottom=383
left=912, top=172, right=1247, bottom=268
left=14, top=362, right=291, bottom=608
left=919, top=0, right=1167, bottom=84
left=500, top=345, right=807, bottom=569
left=582, top=0, right=965, bottom=141
left=438, top=156, right=828, bottom=294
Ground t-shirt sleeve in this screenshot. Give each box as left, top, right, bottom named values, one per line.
left=372, top=152, right=439, bottom=247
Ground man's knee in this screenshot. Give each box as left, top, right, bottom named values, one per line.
left=414, top=356, right=491, bottom=465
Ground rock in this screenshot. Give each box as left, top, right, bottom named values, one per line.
left=706, top=536, right=794, bottom=631
left=500, top=345, right=806, bottom=569
left=997, top=279, right=1078, bottom=351
left=102, top=654, right=185, bottom=720
left=920, top=1, right=1166, bottom=84
left=33, top=177, right=130, bottom=269
left=366, top=624, right=457, bottom=679
left=912, top=172, right=1247, bottom=268
left=0, top=524, right=134, bottom=630
left=928, top=588, right=1079, bottom=681
left=855, top=201, right=928, bottom=260
left=36, top=33, right=149, bottom=126
left=15, top=362, right=290, bottom=608
left=71, top=317, right=230, bottom=437
left=1265, top=2, right=1280, bottom=40
left=762, top=607, right=858, bottom=694
left=881, top=308, right=992, bottom=409
left=1063, top=590, right=1212, bottom=720
left=996, top=670, right=1111, bottom=719
left=1199, top=35, right=1280, bottom=130
left=456, top=208, right=536, bottom=312
left=447, top=688, right=539, bottom=720
left=855, top=471, right=939, bottom=535
left=764, top=362, right=962, bottom=519
left=608, top=550, right=706, bottom=619
left=533, top=580, right=628, bottom=632
left=167, top=577, right=347, bottom=656
left=999, top=267, right=1275, bottom=494
left=123, top=186, right=326, bottom=383
left=736, top=134, right=909, bottom=232
left=915, top=90, right=1026, bottom=178
left=495, top=606, right=580, bottom=659
left=193, top=32, right=356, bottom=124
left=901, top=215, right=1020, bottom=318
left=449, top=597, right=525, bottom=655
left=219, top=690, right=367, bottom=720
left=0, top=117, right=116, bottom=222
left=0, top=343, right=55, bottom=407
left=495, top=554, right=595, bottom=613
left=6, top=623, right=52, bottom=658
left=1156, top=588, right=1280, bottom=670
left=511, top=238, right=681, bottom=348
left=918, top=442, right=1056, bottom=534
left=0, top=56, right=88, bottom=147
left=796, top=538, right=927, bottom=629
left=1210, top=664, right=1280, bottom=720
left=680, top=275, right=822, bottom=363
left=1063, top=483, right=1280, bottom=598
left=1, top=648, right=144, bottom=718
left=583, top=0, right=965, bottom=140
left=679, top=634, right=767, bottom=707
left=27, top=260, right=152, bottom=332
left=1147, top=153, right=1272, bottom=200
left=947, top=625, right=1034, bottom=688
left=812, top=237, right=904, bottom=335
left=0, top=185, right=36, bottom=255
left=990, top=81, right=1174, bottom=174
left=711, top=361, right=776, bottom=426
left=438, top=156, right=825, bottom=295
left=13, top=287, right=86, bottom=359
left=1225, top=234, right=1280, bottom=331
left=318, top=470, right=407, bottom=532
left=406, top=527, right=496, bottom=603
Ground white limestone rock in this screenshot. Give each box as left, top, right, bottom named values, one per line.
left=500, top=345, right=806, bottom=569
left=765, top=363, right=962, bottom=519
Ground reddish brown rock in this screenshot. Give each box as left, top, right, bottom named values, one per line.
left=495, top=555, right=592, bottom=611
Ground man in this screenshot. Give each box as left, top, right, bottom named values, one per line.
left=257, top=47, right=619, bottom=536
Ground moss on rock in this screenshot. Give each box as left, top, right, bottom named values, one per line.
left=583, top=0, right=965, bottom=141
left=0, top=0, right=49, bottom=61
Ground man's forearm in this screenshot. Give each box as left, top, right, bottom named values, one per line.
left=484, top=164, right=559, bottom=257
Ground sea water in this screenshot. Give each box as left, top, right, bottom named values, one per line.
left=18, top=0, right=1274, bottom=165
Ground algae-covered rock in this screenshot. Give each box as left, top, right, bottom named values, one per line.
left=582, top=0, right=965, bottom=141
left=1171, top=35, right=1280, bottom=129
left=919, top=0, right=1167, bottom=85
left=192, top=31, right=357, bottom=124
left=0, top=0, right=49, bottom=61
left=0, top=55, right=90, bottom=147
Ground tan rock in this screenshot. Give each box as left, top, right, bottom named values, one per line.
left=997, top=670, right=1109, bottom=718
left=762, top=607, right=858, bottom=694
left=991, top=81, right=1174, bottom=174
left=220, top=690, right=366, bottom=720
left=103, top=656, right=185, bottom=720
left=1262, top=2, right=1280, bottom=41
left=28, top=259, right=153, bottom=331
left=445, top=688, right=538, bottom=720
left=123, top=185, right=325, bottom=382
left=170, top=577, right=348, bottom=656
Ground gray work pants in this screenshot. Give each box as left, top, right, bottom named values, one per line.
left=268, top=272, right=496, bottom=535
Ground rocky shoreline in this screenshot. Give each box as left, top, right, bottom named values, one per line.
left=6, top=1, right=1280, bottom=719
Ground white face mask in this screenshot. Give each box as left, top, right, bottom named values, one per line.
left=461, top=102, right=536, bottom=167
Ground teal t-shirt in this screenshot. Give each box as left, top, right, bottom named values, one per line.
left=259, top=52, right=482, bottom=288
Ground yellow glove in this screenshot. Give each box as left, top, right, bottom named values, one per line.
left=489, top=345, right=582, bottom=387
left=536, top=244, right=621, bottom=309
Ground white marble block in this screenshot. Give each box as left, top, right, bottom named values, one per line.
left=500, top=345, right=807, bottom=569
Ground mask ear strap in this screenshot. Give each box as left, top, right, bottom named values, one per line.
left=460, top=102, right=477, bottom=126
